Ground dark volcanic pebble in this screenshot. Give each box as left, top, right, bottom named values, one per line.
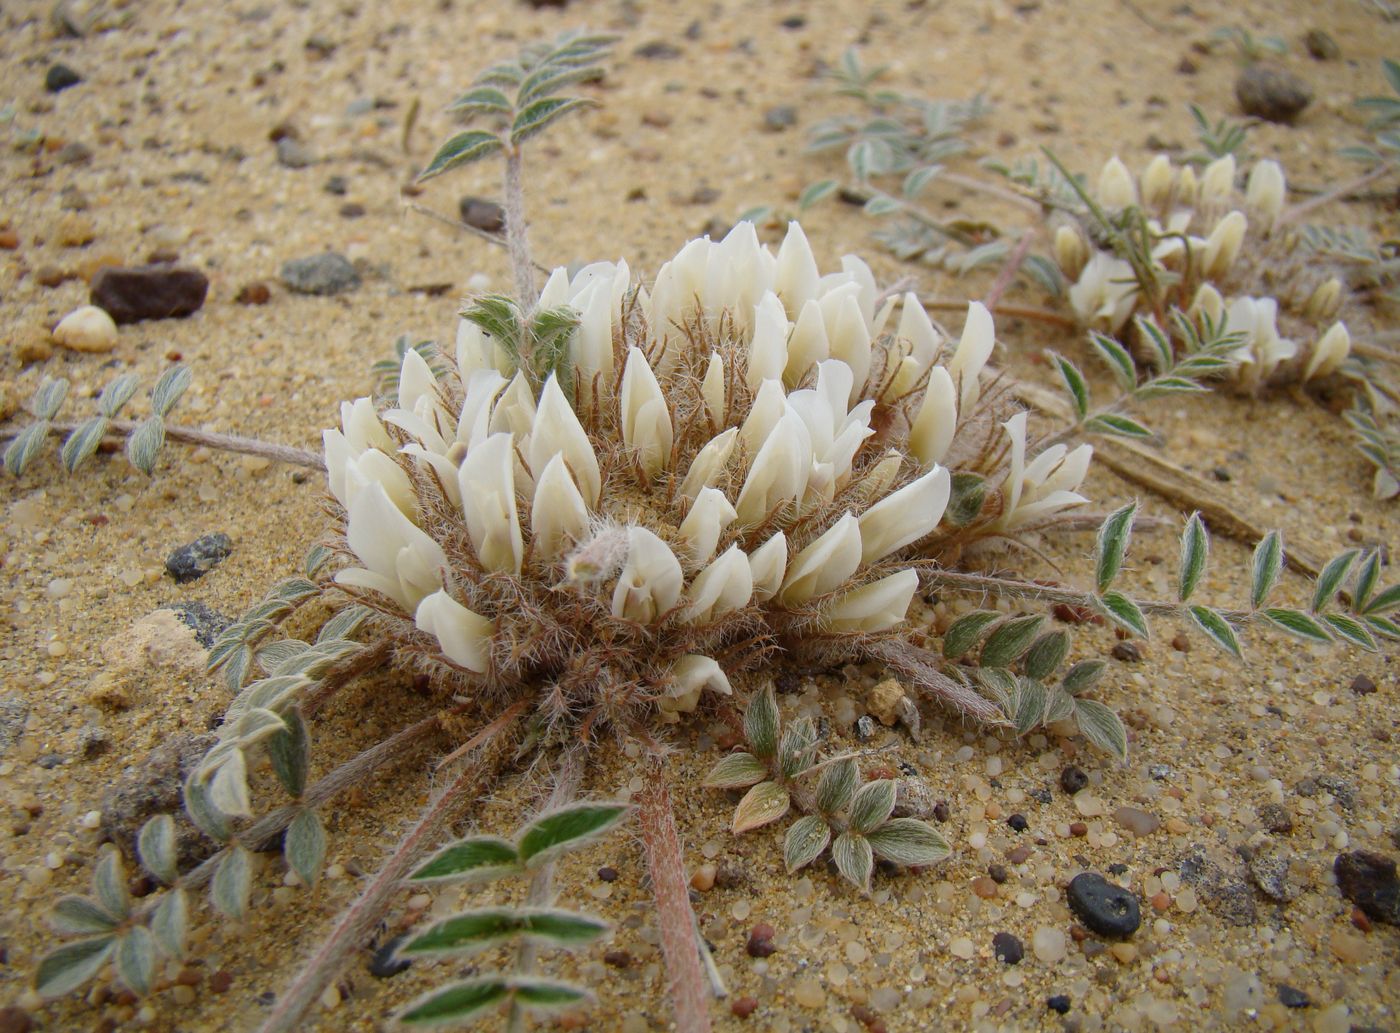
left=159, top=601, right=234, bottom=648
left=281, top=252, right=360, bottom=295
left=459, top=196, right=506, bottom=233
left=368, top=935, right=412, bottom=978
left=1047, top=995, right=1071, bottom=1014
left=1334, top=851, right=1400, bottom=926
left=992, top=931, right=1023, bottom=964
left=745, top=923, right=777, bottom=958
left=1007, top=813, right=1029, bottom=832
left=45, top=64, right=82, bottom=92
left=1059, top=765, right=1088, bottom=795
left=1277, top=984, right=1311, bottom=1008
left=1303, top=29, right=1340, bottom=60
left=634, top=40, right=682, bottom=60
left=166, top=532, right=234, bottom=583
left=1350, top=674, right=1377, bottom=695
left=1067, top=872, right=1140, bottom=938
left=1235, top=64, right=1312, bottom=124
left=91, top=265, right=209, bottom=324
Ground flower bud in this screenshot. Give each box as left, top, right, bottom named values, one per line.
left=948, top=301, right=996, bottom=413
left=658, top=654, right=733, bottom=720
left=1302, top=322, right=1350, bottom=381
left=337, top=482, right=447, bottom=611
left=530, top=454, right=590, bottom=562
left=414, top=590, right=494, bottom=673
left=774, top=221, right=820, bottom=317
left=735, top=406, right=812, bottom=524
left=1190, top=283, right=1225, bottom=327
left=1303, top=278, right=1343, bottom=322
left=1096, top=156, right=1138, bottom=209
left=910, top=368, right=957, bottom=467
left=780, top=512, right=862, bottom=604
left=1245, top=159, right=1286, bottom=230
left=458, top=432, right=524, bottom=575
left=684, top=544, right=753, bottom=621
left=530, top=374, right=602, bottom=507
left=678, top=427, right=738, bottom=501
left=1202, top=211, right=1247, bottom=278
left=785, top=298, right=831, bottom=385
left=1141, top=155, right=1173, bottom=209
left=701, top=351, right=725, bottom=426
left=747, top=292, right=791, bottom=389
left=1053, top=224, right=1089, bottom=280
left=821, top=569, right=919, bottom=633
left=678, top=487, right=738, bottom=567
left=1200, top=155, right=1236, bottom=205
left=611, top=526, right=683, bottom=623
left=825, top=292, right=872, bottom=403
left=747, top=532, right=788, bottom=602
left=1174, top=165, right=1198, bottom=207
left=620, top=347, right=674, bottom=478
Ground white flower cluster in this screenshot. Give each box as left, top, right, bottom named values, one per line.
left=322, top=223, right=1092, bottom=719
left=1058, top=154, right=1350, bottom=389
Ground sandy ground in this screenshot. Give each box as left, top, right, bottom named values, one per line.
left=2, top=0, right=1399, bottom=1030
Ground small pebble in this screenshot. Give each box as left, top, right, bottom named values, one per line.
left=52, top=305, right=118, bottom=352
left=166, top=532, right=234, bottom=583
left=1112, top=806, right=1160, bottom=836
left=209, top=970, right=233, bottom=993
left=46, top=64, right=82, bottom=93
left=1334, top=850, right=1400, bottom=926
left=746, top=923, right=777, bottom=958
left=235, top=281, right=272, bottom=305
left=1303, top=29, right=1340, bottom=60
left=1278, top=984, right=1311, bottom=1008
left=971, top=876, right=998, bottom=899
left=1031, top=926, right=1066, bottom=963
left=276, top=137, right=317, bottom=169
left=731, top=997, right=759, bottom=1019
left=763, top=106, right=798, bottom=132
left=1235, top=64, right=1313, bottom=124
left=992, top=932, right=1023, bottom=964
left=1059, top=766, right=1088, bottom=795
left=459, top=197, right=506, bottom=233
left=90, top=265, right=209, bottom=324
left=1111, top=641, right=1142, bottom=662
left=1350, top=674, right=1376, bottom=695
left=368, top=935, right=411, bottom=978
left=281, top=252, right=360, bottom=295
left=1067, top=873, right=1141, bottom=938
left=1047, top=994, right=1071, bottom=1014
left=690, top=864, right=716, bottom=891
left=1007, top=813, right=1028, bottom=832
left=597, top=866, right=619, bottom=882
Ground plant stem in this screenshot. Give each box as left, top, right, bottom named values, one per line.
left=982, top=229, right=1036, bottom=311
left=504, top=146, right=537, bottom=309
left=1281, top=162, right=1395, bottom=225
left=920, top=297, right=1077, bottom=330
left=255, top=723, right=518, bottom=1033
left=938, top=170, right=1044, bottom=213
left=0, top=418, right=324, bottom=470
left=638, top=755, right=712, bottom=1033
left=404, top=201, right=553, bottom=278
left=924, top=567, right=1247, bottom=621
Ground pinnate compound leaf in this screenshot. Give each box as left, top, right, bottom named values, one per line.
left=511, top=97, right=591, bottom=144
left=831, top=832, right=874, bottom=894
left=1178, top=512, right=1209, bottom=602
left=137, top=815, right=178, bottom=885
left=286, top=809, right=327, bottom=887
left=1073, top=698, right=1128, bottom=762
left=1061, top=658, right=1107, bottom=696
left=1261, top=607, right=1332, bottom=644
left=115, top=927, right=157, bottom=996
left=1250, top=531, right=1283, bottom=609
left=418, top=131, right=503, bottom=181
left=743, top=682, right=781, bottom=759
left=1094, top=502, right=1137, bottom=593
left=1187, top=605, right=1242, bottom=659
left=517, top=802, right=629, bottom=867
left=51, top=896, right=121, bottom=935
left=980, top=614, right=1045, bottom=668
left=125, top=416, right=166, bottom=474
left=35, top=936, right=115, bottom=999
left=783, top=814, right=832, bottom=873
left=815, top=757, right=859, bottom=815
left=1311, top=549, right=1360, bottom=613
left=1321, top=613, right=1378, bottom=651
left=848, top=779, right=896, bottom=835
left=411, top=836, right=519, bottom=883
left=731, top=781, right=791, bottom=834
left=703, top=752, right=768, bottom=790
left=400, top=977, right=511, bottom=1025
left=943, top=609, right=999, bottom=659
left=866, top=818, right=950, bottom=867
left=1096, top=590, right=1148, bottom=639
left=151, top=888, right=188, bottom=959
left=211, top=846, right=251, bottom=920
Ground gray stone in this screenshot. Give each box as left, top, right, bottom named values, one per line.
left=1247, top=848, right=1297, bottom=902
left=281, top=252, right=360, bottom=296
left=0, top=696, right=30, bottom=756
left=166, top=532, right=233, bottom=583
left=891, top=776, right=938, bottom=820
left=1177, top=845, right=1258, bottom=926
left=101, top=732, right=219, bottom=871
left=763, top=106, right=798, bottom=132
left=276, top=137, right=317, bottom=169
left=1235, top=64, right=1312, bottom=124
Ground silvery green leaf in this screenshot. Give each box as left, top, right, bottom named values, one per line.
left=702, top=752, right=768, bottom=790
left=151, top=888, right=188, bottom=958
left=1094, top=502, right=1137, bottom=593
left=731, top=781, right=790, bottom=834
left=411, top=836, right=519, bottom=884
left=1363, top=614, right=1400, bottom=641
left=1311, top=549, right=1359, bottom=613
left=33, top=376, right=70, bottom=419
left=799, top=179, right=839, bottom=210
left=980, top=614, right=1045, bottom=668
left=511, top=97, right=591, bottom=144
left=1260, top=607, right=1332, bottom=644
left=1023, top=630, right=1070, bottom=681
left=1073, top=698, right=1128, bottom=762
left=115, top=926, right=157, bottom=996
left=1023, top=254, right=1065, bottom=297
left=207, top=751, right=252, bottom=817
left=221, top=645, right=252, bottom=692
left=286, top=809, right=327, bottom=887
left=137, top=815, right=178, bottom=885
left=518, top=67, right=603, bottom=106
left=419, top=130, right=503, bottom=181
left=815, top=757, right=859, bottom=815
left=778, top=716, right=817, bottom=779
left=783, top=815, right=831, bottom=872
left=207, top=623, right=248, bottom=670
left=182, top=773, right=231, bottom=841
left=902, top=164, right=943, bottom=198
left=848, top=779, right=896, bottom=835
left=400, top=908, right=608, bottom=957
left=50, top=895, right=121, bottom=935
left=1088, top=331, right=1137, bottom=392
left=977, top=668, right=1018, bottom=712
left=1043, top=687, right=1077, bottom=725
left=267, top=709, right=310, bottom=798
left=97, top=372, right=141, bottom=418
left=4, top=421, right=52, bottom=476
left=35, top=936, right=115, bottom=999
left=1050, top=353, right=1089, bottom=419
left=211, top=846, right=251, bottom=920
left=511, top=977, right=593, bottom=1014
left=1096, top=590, right=1148, bottom=639
left=1135, top=315, right=1175, bottom=373
left=234, top=707, right=287, bottom=747
left=1061, top=658, right=1107, bottom=696
left=1083, top=413, right=1153, bottom=439
left=257, top=639, right=309, bottom=674
left=1353, top=551, right=1382, bottom=611
left=516, top=802, right=629, bottom=867
left=60, top=416, right=109, bottom=473
left=399, top=977, right=511, bottom=1025
left=149, top=366, right=191, bottom=417
left=125, top=416, right=165, bottom=474
left=1250, top=530, right=1283, bottom=609
left=1013, top=678, right=1047, bottom=735
left=1178, top=512, right=1209, bottom=603
left=446, top=84, right=511, bottom=114
left=866, top=818, right=950, bottom=867
left=93, top=850, right=130, bottom=920
left=291, top=639, right=360, bottom=678
left=863, top=194, right=902, bottom=216
left=1363, top=584, right=1400, bottom=616
left=304, top=543, right=333, bottom=578
left=831, top=831, right=874, bottom=894
left=244, top=674, right=311, bottom=712
left=318, top=604, right=370, bottom=642
left=743, top=682, right=780, bottom=760
left=1187, top=605, right=1242, bottom=659
left=1321, top=613, right=1378, bottom=651
left=270, top=576, right=319, bottom=603
left=1135, top=376, right=1209, bottom=399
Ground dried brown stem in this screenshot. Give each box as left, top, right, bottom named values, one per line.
left=859, top=639, right=1004, bottom=724
left=920, top=297, right=1078, bottom=330
left=0, top=418, right=324, bottom=470
left=1281, top=162, right=1395, bottom=225
left=982, top=229, right=1036, bottom=312
left=638, top=755, right=712, bottom=1033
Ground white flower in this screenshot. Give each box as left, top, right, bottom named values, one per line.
left=1303, top=322, right=1350, bottom=381
left=677, top=487, right=737, bottom=567
left=947, top=301, right=996, bottom=412
left=774, top=221, right=820, bottom=316
left=857, top=465, right=951, bottom=563
left=488, top=370, right=537, bottom=439
left=457, top=432, right=523, bottom=574
left=700, top=352, right=725, bottom=426
left=415, top=590, right=494, bottom=673
left=530, top=454, right=590, bottom=562
left=1141, top=154, right=1173, bottom=209
left=1199, top=155, right=1236, bottom=205
left=1245, top=160, right=1285, bottom=230
left=734, top=405, right=812, bottom=524
left=678, top=427, right=738, bottom=501
left=747, top=532, right=788, bottom=602
left=1223, top=296, right=1296, bottom=383
left=1096, top=156, right=1138, bottom=209
left=657, top=654, right=733, bottom=719
left=611, top=526, right=683, bottom=622
left=336, top=482, right=446, bottom=611
left=820, top=569, right=919, bottom=633
left=746, top=292, right=791, bottom=389
left=997, top=412, right=1092, bottom=530
left=1054, top=224, right=1089, bottom=280
left=785, top=299, right=831, bottom=384
left=780, top=513, right=862, bottom=604
left=1303, top=278, right=1343, bottom=322
left=620, top=347, right=673, bottom=478
left=684, top=545, right=753, bottom=622
left=1069, top=253, right=1138, bottom=334
left=823, top=288, right=873, bottom=402
left=909, top=366, right=957, bottom=467
left=1201, top=211, right=1247, bottom=278
left=529, top=375, right=601, bottom=507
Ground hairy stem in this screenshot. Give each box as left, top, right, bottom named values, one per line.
left=504, top=146, right=536, bottom=310
left=1281, top=162, right=1394, bottom=225
left=255, top=724, right=518, bottom=1033
left=920, top=296, right=1077, bottom=330
left=982, top=229, right=1036, bottom=312
left=0, top=418, right=325, bottom=470
left=924, top=567, right=1248, bottom=621
left=939, top=169, right=1044, bottom=213
left=638, top=756, right=711, bottom=1033
left=404, top=201, right=553, bottom=277
left=859, top=639, right=1004, bottom=724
